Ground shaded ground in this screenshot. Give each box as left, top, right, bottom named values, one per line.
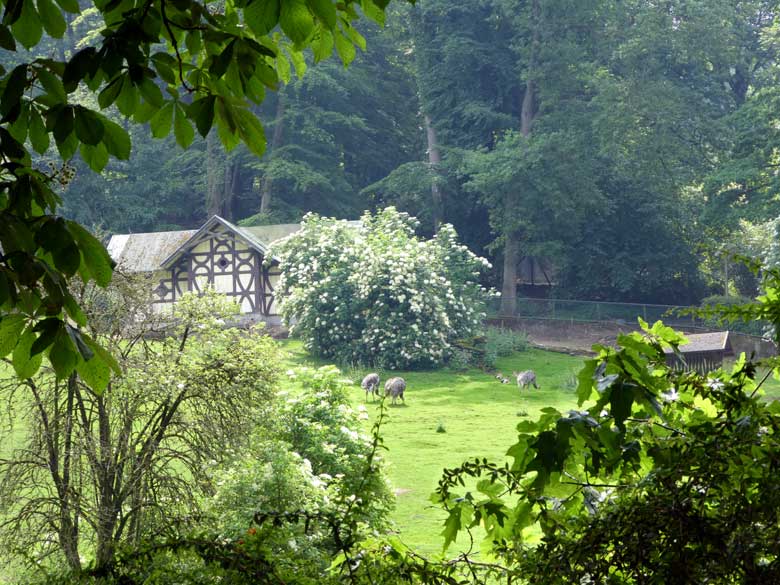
left=526, top=333, right=612, bottom=356
left=528, top=337, right=599, bottom=356
left=493, top=317, right=776, bottom=359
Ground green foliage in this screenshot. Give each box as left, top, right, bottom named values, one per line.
left=202, top=366, right=392, bottom=583
left=44, top=365, right=396, bottom=585
left=482, top=326, right=529, bottom=368
left=271, top=207, right=493, bottom=369
left=694, top=260, right=780, bottom=345
left=0, top=284, right=281, bottom=572
left=59, top=16, right=422, bottom=234
left=419, top=272, right=780, bottom=582
left=0, top=0, right=410, bottom=386
left=445, top=347, right=472, bottom=372
left=276, top=366, right=393, bottom=524
left=700, top=293, right=755, bottom=309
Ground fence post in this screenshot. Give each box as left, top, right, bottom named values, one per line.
left=596, top=302, right=601, bottom=321
left=643, top=304, right=647, bottom=322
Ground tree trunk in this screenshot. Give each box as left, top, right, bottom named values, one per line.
left=520, top=79, right=536, bottom=137
left=729, top=64, right=749, bottom=106
left=500, top=223, right=520, bottom=316
left=94, top=395, right=117, bottom=571
left=409, top=9, right=445, bottom=233
left=260, top=94, right=286, bottom=215
left=206, top=129, right=223, bottom=218
left=499, top=0, right=539, bottom=316
left=221, top=160, right=238, bottom=221
left=424, top=114, right=444, bottom=232
left=57, top=374, right=81, bottom=570
left=28, top=375, right=81, bottom=570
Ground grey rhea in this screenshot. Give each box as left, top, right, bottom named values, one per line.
left=361, top=373, right=380, bottom=400
left=513, top=370, right=539, bottom=390
left=384, top=376, right=406, bottom=405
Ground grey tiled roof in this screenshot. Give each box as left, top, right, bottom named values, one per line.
left=108, top=216, right=361, bottom=273
left=107, top=229, right=196, bottom=273
left=663, top=331, right=732, bottom=354
left=158, top=216, right=274, bottom=268
left=107, top=218, right=302, bottom=273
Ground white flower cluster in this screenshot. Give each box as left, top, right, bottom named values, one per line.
left=269, top=207, right=493, bottom=368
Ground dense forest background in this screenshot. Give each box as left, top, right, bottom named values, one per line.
left=37, top=0, right=780, bottom=305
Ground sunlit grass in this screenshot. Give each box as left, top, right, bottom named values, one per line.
left=279, top=340, right=780, bottom=555
left=0, top=336, right=776, bottom=568
left=279, top=339, right=583, bottom=554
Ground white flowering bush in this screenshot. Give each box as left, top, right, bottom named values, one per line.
left=277, top=366, right=393, bottom=523
left=271, top=207, right=493, bottom=369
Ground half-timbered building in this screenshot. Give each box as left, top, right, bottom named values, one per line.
left=107, top=216, right=300, bottom=318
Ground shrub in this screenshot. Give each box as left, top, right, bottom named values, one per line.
left=700, top=294, right=753, bottom=308
left=271, top=207, right=493, bottom=369
left=87, top=366, right=392, bottom=585
left=0, top=285, right=280, bottom=573
left=447, top=348, right=473, bottom=371
left=699, top=294, right=766, bottom=336
left=203, top=365, right=393, bottom=583
left=275, top=366, right=394, bottom=527
left=482, top=327, right=530, bottom=368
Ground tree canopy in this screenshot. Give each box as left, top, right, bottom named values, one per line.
left=5, top=0, right=777, bottom=313
left=0, top=0, right=411, bottom=388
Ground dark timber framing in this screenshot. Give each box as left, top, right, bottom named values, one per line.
left=152, top=216, right=281, bottom=315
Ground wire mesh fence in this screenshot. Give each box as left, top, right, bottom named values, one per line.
left=488, top=297, right=768, bottom=337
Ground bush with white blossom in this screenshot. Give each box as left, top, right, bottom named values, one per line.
left=270, top=207, right=493, bottom=369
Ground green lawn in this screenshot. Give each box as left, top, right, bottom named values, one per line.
left=280, top=341, right=780, bottom=555
left=280, top=341, right=584, bottom=554
left=1, top=338, right=778, bottom=567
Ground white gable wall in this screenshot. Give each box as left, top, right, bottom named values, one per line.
left=108, top=217, right=287, bottom=317
left=151, top=230, right=279, bottom=316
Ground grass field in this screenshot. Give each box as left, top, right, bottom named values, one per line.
left=281, top=340, right=585, bottom=554
left=281, top=340, right=780, bottom=555
left=1, top=336, right=778, bottom=569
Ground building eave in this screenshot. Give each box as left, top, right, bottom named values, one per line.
left=160, top=215, right=270, bottom=270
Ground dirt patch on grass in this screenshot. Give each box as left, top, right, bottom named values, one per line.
left=527, top=333, right=614, bottom=356
left=529, top=340, right=595, bottom=356
left=490, top=317, right=629, bottom=355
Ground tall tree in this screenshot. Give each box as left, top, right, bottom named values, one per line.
left=498, top=0, right=538, bottom=316
left=242, top=20, right=420, bottom=224
left=702, top=1, right=780, bottom=231
left=258, top=92, right=287, bottom=215
left=0, top=0, right=411, bottom=380
left=458, top=0, right=607, bottom=311
left=365, top=0, right=517, bottom=244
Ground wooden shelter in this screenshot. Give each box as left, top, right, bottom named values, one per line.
left=663, top=331, right=733, bottom=374
left=108, top=216, right=301, bottom=317
left=517, top=255, right=557, bottom=288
